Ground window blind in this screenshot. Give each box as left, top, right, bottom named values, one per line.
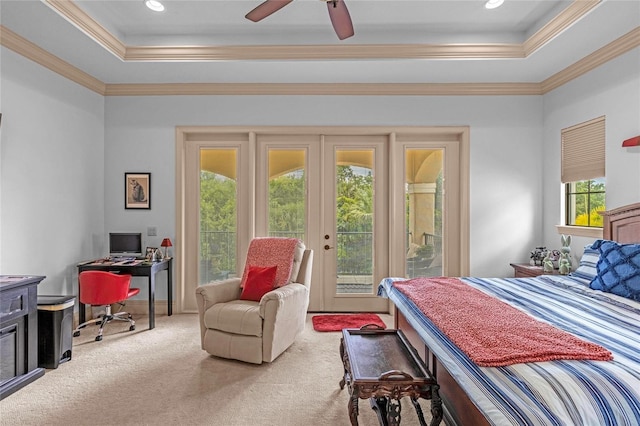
left=561, top=116, right=605, bottom=183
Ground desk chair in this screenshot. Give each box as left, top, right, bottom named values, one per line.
left=73, top=271, right=140, bottom=341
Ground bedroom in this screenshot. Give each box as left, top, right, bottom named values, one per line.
left=1, top=0, right=639, bottom=356
left=1, top=0, right=639, bottom=423
left=1, top=0, right=638, bottom=309
left=0, top=0, right=638, bottom=305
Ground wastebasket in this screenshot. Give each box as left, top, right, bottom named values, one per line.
left=37, top=295, right=75, bottom=369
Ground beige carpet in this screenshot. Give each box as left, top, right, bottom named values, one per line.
left=0, top=313, right=434, bottom=426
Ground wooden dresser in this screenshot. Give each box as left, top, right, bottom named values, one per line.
left=0, top=275, right=46, bottom=400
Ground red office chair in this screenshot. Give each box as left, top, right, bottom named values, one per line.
left=73, top=271, right=140, bottom=341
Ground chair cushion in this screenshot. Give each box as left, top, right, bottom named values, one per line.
left=240, top=265, right=278, bottom=301
left=240, top=238, right=304, bottom=288
left=203, top=300, right=263, bottom=337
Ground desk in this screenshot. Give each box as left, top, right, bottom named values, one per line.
left=77, top=258, right=172, bottom=330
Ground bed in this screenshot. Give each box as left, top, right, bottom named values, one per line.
left=379, top=203, right=640, bottom=426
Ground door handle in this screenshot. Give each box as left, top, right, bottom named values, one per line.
left=324, top=234, right=333, bottom=250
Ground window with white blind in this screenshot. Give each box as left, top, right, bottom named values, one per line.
left=561, top=116, right=606, bottom=227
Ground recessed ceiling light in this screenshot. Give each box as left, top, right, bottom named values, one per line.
left=145, top=0, right=165, bottom=12
left=485, top=0, right=505, bottom=10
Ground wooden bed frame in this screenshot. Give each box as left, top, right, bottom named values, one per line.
left=393, top=202, right=640, bottom=425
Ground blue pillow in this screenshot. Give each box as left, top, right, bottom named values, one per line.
left=590, top=239, right=640, bottom=301
left=570, top=243, right=600, bottom=282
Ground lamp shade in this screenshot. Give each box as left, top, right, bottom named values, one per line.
left=161, top=238, right=172, bottom=248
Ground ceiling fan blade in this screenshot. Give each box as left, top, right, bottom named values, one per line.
left=245, top=0, right=294, bottom=22
left=327, top=0, right=354, bottom=40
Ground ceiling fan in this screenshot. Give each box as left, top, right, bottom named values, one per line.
left=245, top=0, right=355, bottom=40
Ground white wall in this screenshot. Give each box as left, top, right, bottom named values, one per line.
left=542, top=47, right=640, bottom=259
left=0, top=48, right=105, bottom=295
left=105, top=94, right=543, bottom=283
left=3, top=43, right=637, bottom=301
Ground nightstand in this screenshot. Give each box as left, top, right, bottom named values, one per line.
left=510, top=263, right=559, bottom=278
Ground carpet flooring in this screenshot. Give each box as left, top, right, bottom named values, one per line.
left=0, top=313, right=434, bottom=426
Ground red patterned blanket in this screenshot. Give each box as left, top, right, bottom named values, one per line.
left=394, top=277, right=613, bottom=367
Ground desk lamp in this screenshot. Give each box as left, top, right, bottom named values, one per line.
left=161, top=238, right=172, bottom=259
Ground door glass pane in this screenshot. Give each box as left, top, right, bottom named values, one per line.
left=336, top=150, right=374, bottom=294
left=405, top=149, right=443, bottom=278
left=268, top=149, right=306, bottom=240
left=199, top=149, right=237, bottom=284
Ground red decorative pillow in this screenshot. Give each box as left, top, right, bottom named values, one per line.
left=239, top=265, right=278, bottom=302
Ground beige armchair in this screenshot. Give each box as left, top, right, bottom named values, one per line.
left=196, top=239, right=313, bottom=364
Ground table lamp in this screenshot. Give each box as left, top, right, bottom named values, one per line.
left=161, top=238, right=172, bottom=259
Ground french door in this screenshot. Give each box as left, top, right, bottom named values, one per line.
left=176, top=127, right=469, bottom=314
left=321, top=136, right=389, bottom=312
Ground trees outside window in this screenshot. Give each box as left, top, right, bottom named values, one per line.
left=565, top=178, right=605, bottom=227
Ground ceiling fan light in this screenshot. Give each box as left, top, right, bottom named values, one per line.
left=485, top=0, right=504, bottom=10
left=145, top=0, right=165, bottom=12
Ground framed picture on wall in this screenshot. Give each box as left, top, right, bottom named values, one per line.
left=125, top=172, right=151, bottom=209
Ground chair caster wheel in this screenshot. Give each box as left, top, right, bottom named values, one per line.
left=129, top=325, right=135, bottom=331
left=73, top=331, right=80, bottom=337
left=95, top=335, right=103, bottom=342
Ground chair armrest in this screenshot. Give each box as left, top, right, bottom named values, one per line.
left=195, top=278, right=242, bottom=348
left=259, top=283, right=310, bottom=361
left=195, top=278, right=242, bottom=315
left=258, top=282, right=308, bottom=317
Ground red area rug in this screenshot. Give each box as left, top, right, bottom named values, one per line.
left=312, top=314, right=386, bottom=332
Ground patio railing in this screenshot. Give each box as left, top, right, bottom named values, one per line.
left=199, top=230, right=373, bottom=283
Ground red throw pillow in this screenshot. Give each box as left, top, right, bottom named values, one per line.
left=239, top=265, right=278, bottom=302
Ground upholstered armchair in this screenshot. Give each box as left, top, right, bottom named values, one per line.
left=196, top=238, right=313, bottom=364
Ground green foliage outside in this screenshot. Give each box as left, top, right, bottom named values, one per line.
left=336, top=166, right=373, bottom=233
left=199, top=165, right=377, bottom=280
left=575, top=205, right=606, bottom=227
left=567, top=179, right=605, bottom=227
left=269, top=172, right=305, bottom=237
left=200, top=172, right=237, bottom=280
left=200, top=164, right=452, bottom=279
left=336, top=166, right=374, bottom=275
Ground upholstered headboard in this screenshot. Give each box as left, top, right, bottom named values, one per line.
left=601, top=202, right=640, bottom=244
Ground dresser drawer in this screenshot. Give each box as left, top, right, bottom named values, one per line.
left=0, top=287, right=28, bottom=325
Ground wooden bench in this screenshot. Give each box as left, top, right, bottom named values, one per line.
left=339, top=325, right=443, bottom=426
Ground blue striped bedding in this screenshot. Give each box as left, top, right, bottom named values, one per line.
left=378, top=275, right=640, bottom=426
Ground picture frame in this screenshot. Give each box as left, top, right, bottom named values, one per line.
left=145, top=247, right=158, bottom=260
left=125, top=172, right=150, bottom=209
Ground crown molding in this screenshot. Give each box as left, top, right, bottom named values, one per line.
left=104, top=82, right=543, bottom=97
left=541, top=26, right=640, bottom=93
left=124, top=43, right=525, bottom=61
left=44, top=0, right=126, bottom=58
left=0, top=26, right=106, bottom=94
left=44, top=0, right=597, bottom=62
left=2, top=21, right=638, bottom=96
left=523, top=0, right=600, bottom=55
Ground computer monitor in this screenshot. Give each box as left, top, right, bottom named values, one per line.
left=109, top=232, right=142, bottom=257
